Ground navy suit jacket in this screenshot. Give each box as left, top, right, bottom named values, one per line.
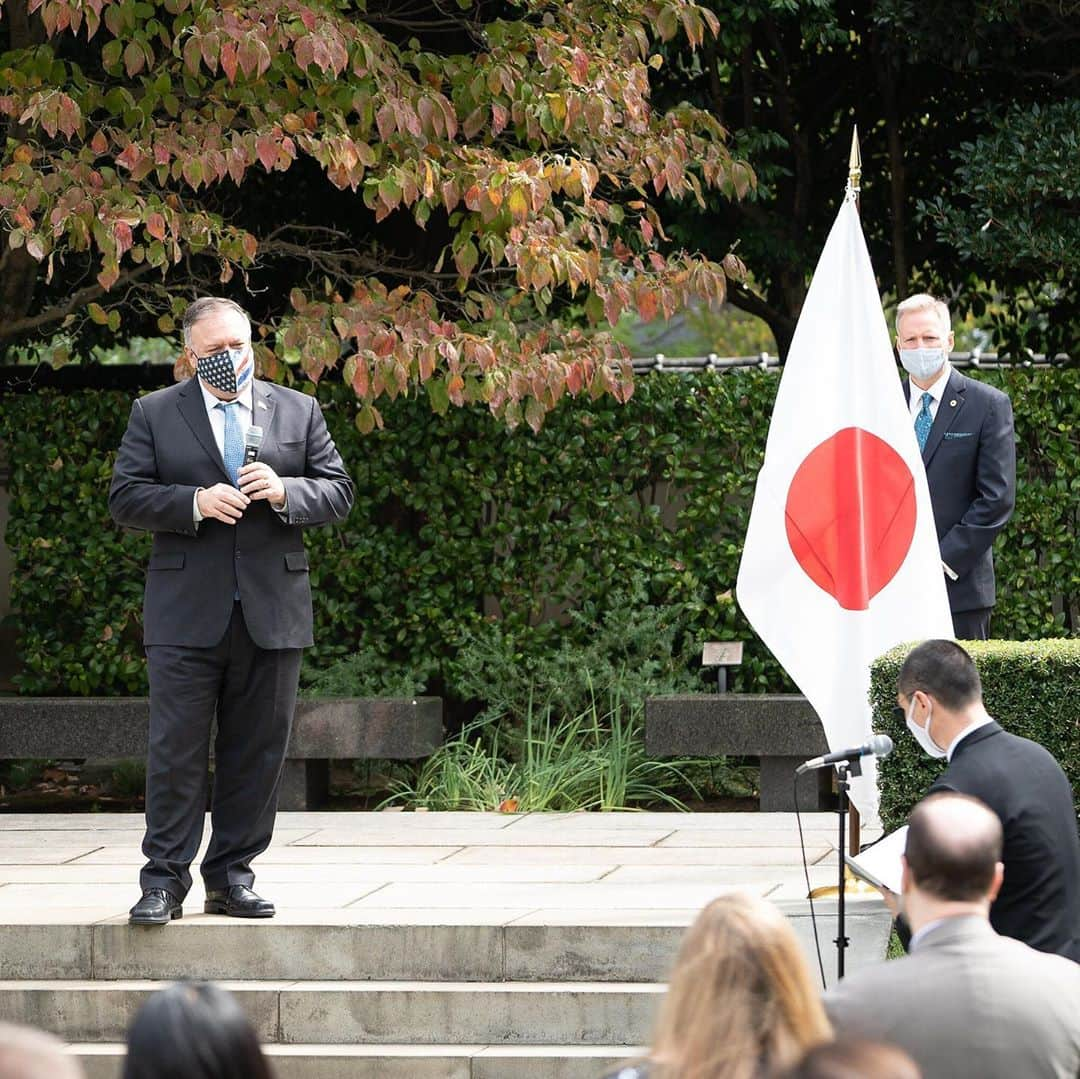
left=109, top=377, right=353, bottom=650
left=904, top=367, right=1015, bottom=612
left=930, top=722, right=1080, bottom=963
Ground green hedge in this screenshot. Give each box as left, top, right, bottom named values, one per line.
left=1, top=364, right=1077, bottom=701
left=870, top=639, right=1080, bottom=831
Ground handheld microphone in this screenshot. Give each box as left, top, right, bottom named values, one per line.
left=243, top=425, right=263, bottom=467
left=796, top=734, right=893, bottom=775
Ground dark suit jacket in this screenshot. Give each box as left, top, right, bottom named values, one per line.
left=109, top=377, right=353, bottom=650
left=904, top=367, right=1015, bottom=612
left=930, top=722, right=1080, bottom=962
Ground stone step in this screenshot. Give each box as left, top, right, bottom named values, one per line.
left=0, top=980, right=664, bottom=1046
left=0, top=903, right=891, bottom=984
left=75, top=1042, right=645, bottom=1079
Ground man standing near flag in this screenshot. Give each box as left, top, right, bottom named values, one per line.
left=896, top=294, right=1016, bottom=640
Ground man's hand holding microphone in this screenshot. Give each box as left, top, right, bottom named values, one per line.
left=196, top=424, right=285, bottom=524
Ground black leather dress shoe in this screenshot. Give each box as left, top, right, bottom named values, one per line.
left=204, top=884, right=275, bottom=918
left=129, top=888, right=183, bottom=926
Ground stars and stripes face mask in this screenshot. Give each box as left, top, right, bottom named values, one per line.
left=196, top=344, right=253, bottom=396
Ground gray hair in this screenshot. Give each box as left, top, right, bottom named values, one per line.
left=181, top=297, right=251, bottom=348
left=895, top=293, right=951, bottom=338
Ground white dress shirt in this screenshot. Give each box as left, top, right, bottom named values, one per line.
left=191, top=380, right=286, bottom=522
left=198, top=377, right=254, bottom=460
left=946, top=714, right=994, bottom=762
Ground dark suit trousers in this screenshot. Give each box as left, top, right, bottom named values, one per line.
left=140, top=602, right=301, bottom=899
left=951, top=607, right=991, bottom=640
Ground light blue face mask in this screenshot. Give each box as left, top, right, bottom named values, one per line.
left=899, top=347, right=946, bottom=382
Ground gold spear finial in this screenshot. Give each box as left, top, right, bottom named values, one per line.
left=848, top=125, right=862, bottom=194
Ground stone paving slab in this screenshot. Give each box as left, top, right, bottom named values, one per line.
left=67, top=844, right=463, bottom=866
left=290, top=828, right=679, bottom=847
left=0, top=811, right=881, bottom=937
left=0, top=863, right=611, bottom=886
left=440, top=844, right=832, bottom=866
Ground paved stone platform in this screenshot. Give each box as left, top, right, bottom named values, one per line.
left=0, top=811, right=889, bottom=1078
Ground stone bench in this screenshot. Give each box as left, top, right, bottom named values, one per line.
left=0, top=697, right=443, bottom=810
left=645, top=694, right=833, bottom=812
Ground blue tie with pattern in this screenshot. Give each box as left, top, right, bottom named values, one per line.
left=914, top=392, right=933, bottom=451
left=216, top=402, right=244, bottom=486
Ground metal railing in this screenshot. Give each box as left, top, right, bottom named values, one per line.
left=630, top=351, right=1074, bottom=373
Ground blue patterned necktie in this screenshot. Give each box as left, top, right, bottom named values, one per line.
left=216, top=401, right=244, bottom=486
left=914, top=391, right=934, bottom=451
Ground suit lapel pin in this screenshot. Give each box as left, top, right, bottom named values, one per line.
left=949, top=399, right=957, bottom=407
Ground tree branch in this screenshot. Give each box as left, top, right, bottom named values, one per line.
left=0, top=262, right=158, bottom=342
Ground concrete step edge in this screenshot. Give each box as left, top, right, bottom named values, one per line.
left=0, top=979, right=665, bottom=992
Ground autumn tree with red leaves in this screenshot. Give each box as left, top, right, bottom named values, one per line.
left=0, top=0, right=751, bottom=428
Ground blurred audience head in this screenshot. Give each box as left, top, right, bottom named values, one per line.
left=0, top=1022, right=84, bottom=1079
left=779, top=1038, right=921, bottom=1079
left=649, top=892, right=831, bottom=1079
left=122, top=982, right=272, bottom=1079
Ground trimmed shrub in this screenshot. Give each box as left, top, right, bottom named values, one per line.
left=870, top=639, right=1080, bottom=830
left=1, top=365, right=1076, bottom=704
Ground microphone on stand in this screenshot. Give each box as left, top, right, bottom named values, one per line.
left=796, top=734, right=893, bottom=775
left=243, top=425, right=263, bottom=468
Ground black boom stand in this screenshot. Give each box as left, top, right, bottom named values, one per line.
left=833, top=757, right=860, bottom=979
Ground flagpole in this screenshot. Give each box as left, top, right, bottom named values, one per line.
left=847, top=123, right=863, bottom=860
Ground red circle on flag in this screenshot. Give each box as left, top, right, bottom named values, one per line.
left=785, top=427, right=917, bottom=611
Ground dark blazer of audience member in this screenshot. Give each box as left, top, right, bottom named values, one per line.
left=826, top=793, right=1080, bottom=1079
left=602, top=892, right=832, bottom=1079
left=122, top=982, right=272, bottom=1079
left=895, top=639, right=1080, bottom=961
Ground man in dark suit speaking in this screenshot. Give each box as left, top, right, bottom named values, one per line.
left=896, top=639, right=1080, bottom=961
left=110, top=297, right=354, bottom=925
left=896, top=294, right=1015, bottom=640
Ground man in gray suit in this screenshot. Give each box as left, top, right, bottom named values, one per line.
left=826, top=792, right=1080, bottom=1079
left=110, top=297, right=354, bottom=925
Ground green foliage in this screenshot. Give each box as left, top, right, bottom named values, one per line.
left=649, top=2, right=1078, bottom=355
left=300, top=647, right=429, bottom=699
left=870, top=639, right=1080, bottom=831
left=447, top=586, right=701, bottom=726
left=0, top=758, right=50, bottom=791
left=381, top=688, right=701, bottom=812
left=1, top=365, right=1077, bottom=704
left=0, top=391, right=150, bottom=694
left=0, top=0, right=744, bottom=423
left=918, top=100, right=1080, bottom=358
left=109, top=757, right=147, bottom=798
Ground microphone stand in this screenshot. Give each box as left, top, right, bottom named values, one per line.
left=834, top=757, right=860, bottom=980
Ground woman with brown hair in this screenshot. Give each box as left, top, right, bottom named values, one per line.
left=604, top=892, right=832, bottom=1079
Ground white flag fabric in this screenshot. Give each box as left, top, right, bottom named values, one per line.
left=735, top=189, right=953, bottom=819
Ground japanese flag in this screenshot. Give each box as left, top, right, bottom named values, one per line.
left=735, top=190, right=953, bottom=819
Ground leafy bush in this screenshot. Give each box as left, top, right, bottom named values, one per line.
left=380, top=687, right=702, bottom=812
left=870, top=639, right=1080, bottom=831
left=300, top=648, right=430, bottom=699
left=1, top=365, right=1076, bottom=705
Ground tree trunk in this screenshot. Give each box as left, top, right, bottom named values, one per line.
left=877, top=47, right=909, bottom=299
